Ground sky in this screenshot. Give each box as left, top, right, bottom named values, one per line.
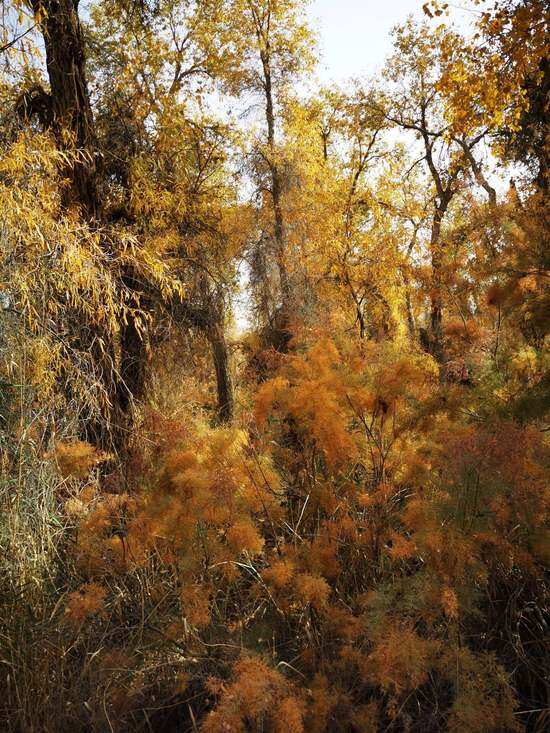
left=307, top=0, right=473, bottom=81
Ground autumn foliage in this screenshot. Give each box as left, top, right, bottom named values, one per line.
left=0, top=1, right=548, bottom=732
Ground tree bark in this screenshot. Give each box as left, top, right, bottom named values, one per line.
left=260, top=47, right=291, bottom=306
left=177, top=298, right=234, bottom=424
left=208, top=322, right=234, bottom=424
left=403, top=269, right=416, bottom=340
left=31, top=1, right=148, bottom=453
left=455, top=136, right=497, bottom=205
left=31, top=0, right=100, bottom=217
left=429, top=210, right=445, bottom=364
left=420, top=121, right=456, bottom=365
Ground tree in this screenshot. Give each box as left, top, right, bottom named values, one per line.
left=208, top=0, right=315, bottom=328
left=432, top=0, right=549, bottom=191
left=379, top=21, right=498, bottom=365
left=90, top=0, right=245, bottom=423
left=16, top=0, right=101, bottom=216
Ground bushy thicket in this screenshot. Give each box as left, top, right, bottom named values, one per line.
left=1, top=311, right=548, bottom=731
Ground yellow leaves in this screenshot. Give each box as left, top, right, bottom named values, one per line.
left=68, top=415, right=282, bottom=591
left=486, top=282, right=508, bottom=307
left=373, top=353, right=436, bottom=409
left=357, top=492, right=376, bottom=510
left=308, top=531, right=341, bottom=580
left=351, top=387, right=377, bottom=415
left=219, top=0, right=316, bottom=92
left=366, top=624, right=440, bottom=697
left=18, top=337, right=62, bottom=401
left=273, top=697, right=305, bottom=733
left=511, top=345, right=538, bottom=378
left=180, top=584, right=211, bottom=629
left=53, top=440, right=109, bottom=480
left=201, top=656, right=304, bottom=733
left=436, top=0, right=547, bottom=138
left=517, top=273, right=539, bottom=295
left=255, top=375, right=290, bottom=426
left=74, top=492, right=137, bottom=577
left=212, top=425, right=249, bottom=458
left=263, top=558, right=295, bottom=589
left=0, top=132, right=62, bottom=179
left=64, top=582, right=107, bottom=626
left=254, top=339, right=357, bottom=467
left=444, top=317, right=480, bottom=344
left=227, top=519, right=264, bottom=556
left=423, top=2, right=449, bottom=20
left=254, top=337, right=437, bottom=474
left=0, top=128, right=188, bottom=420
left=294, top=573, right=330, bottom=609
left=162, top=448, right=198, bottom=484
left=2, top=2, right=547, bottom=729
left=441, top=586, right=458, bottom=620
left=387, top=531, right=416, bottom=561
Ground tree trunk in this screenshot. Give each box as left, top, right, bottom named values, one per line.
left=32, top=0, right=100, bottom=217
left=30, top=0, right=116, bottom=451
left=111, top=275, right=149, bottom=452
left=429, top=208, right=445, bottom=364
left=177, top=297, right=234, bottom=424
left=404, top=278, right=416, bottom=339
left=31, top=1, right=147, bottom=453
left=261, top=49, right=291, bottom=306
left=208, top=323, right=234, bottom=424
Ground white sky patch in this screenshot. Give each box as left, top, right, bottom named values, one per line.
left=308, top=0, right=475, bottom=83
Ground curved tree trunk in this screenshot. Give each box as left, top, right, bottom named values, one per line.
left=177, top=297, right=234, bottom=424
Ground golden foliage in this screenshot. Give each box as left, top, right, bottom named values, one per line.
left=2, top=1, right=549, bottom=731
left=53, top=441, right=109, bottom=479
left=201, top=656, right=304, bottom=733
left=64, top=583, right=107, bottom=625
